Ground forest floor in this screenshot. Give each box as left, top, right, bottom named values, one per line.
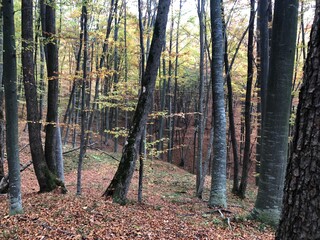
left=0, top=145, right=275, bottom=239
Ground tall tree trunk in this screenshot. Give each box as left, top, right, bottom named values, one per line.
left=253, top=0, right=299, bottom=226
left=238, top=0, right=255, bottom=198
left=40, top=0, right=59, bottom=174
left=22, top=0, right=58, bottom=192
left=0, top=8, right=4, bottom=181
left=221, top=1, right=239, bottom=194
left=77, top=1, right=88, bottom=195
left=208, top=0, right=227, bottom=208
left=166, top=6, right=174, bottom=164
left=137, top=0, right=146, bottom=203
left=103, top=0, right=170, bottom=204
left=255, top=0, right=271, bottom=186
left=196, top=0, right=205, bottom=199
left=276, top=2, right=320, bottom=237
left=3, top=0, right=24, bottom=215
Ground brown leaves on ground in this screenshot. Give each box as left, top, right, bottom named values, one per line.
left=0, top=149, right=274, bottom=239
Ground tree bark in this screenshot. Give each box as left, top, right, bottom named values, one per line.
left=196, top=0, right=205, bottom=199
left=0, top=8, right=4, bottom=181
left=276, top=2, right=320, bottom=238
left=3, top=0, right=24, bottom=215
left=253, top=0, right=299, bottom=226
left=103, top=0, right=170, bottom=204
left=40, top=0, right=59, bottom=173
left=77, top=1, right=88, bottom=195
left=208, top=0, right=227, bottom=208
left=22, top=0, right=58, bottom=192
left=238, top=0, right=255, bottom=198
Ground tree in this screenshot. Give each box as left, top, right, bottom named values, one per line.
left=0, top=7, right=4, bottom=182
left=253, top=0, right=299, bottom=225
left=40, top=0, right=60, bottom=173
left=22, top=0, right=58, bottom=192
left=208, top=0, right=227, bottom=208
left=77, top=0, right=89, bottom=196
left=196, top=0, right=205, bottom=199
left=256, top=0, right=271, bottom=186
left=103, top=0, right=171, bottom=204
left=276, top=2, right=320, bottom=238
left=3, top=0, right=24, bottom=215
left=238, top=0, right=255, bottom=198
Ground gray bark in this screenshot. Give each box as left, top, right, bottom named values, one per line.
left=276, top=2, right=320, bottom=237
left=253, top=0, right=299, bottom=226
left=0, top=8, right=4, bottom=181
left=196, top=0, right=205, bottom=199
left=3, top=0, right=24, bottom=215
left=208, top=0, right=227, bottom=208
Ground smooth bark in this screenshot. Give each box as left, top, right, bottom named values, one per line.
left=3, top=0, right=23, bottom=215
left=276, top=3, right=320, bottom=237
left=253, top=0, right=299, bottom=226
left=209, top=0, right=227, bottom=208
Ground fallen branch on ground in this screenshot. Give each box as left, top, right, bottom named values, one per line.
left=0, top=160, right=33, bottom=193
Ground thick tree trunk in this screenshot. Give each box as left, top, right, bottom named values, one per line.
left=208, top=0, right=227, bottom=208
left=3, top=0, right=24, bottom=215
left=253, top=0, right=299, bottom=226
left=103, top=0, right=170, bottom=204
left=276, top=3, right=320, bottom=238
left=22, top=0, right=58, bottom=192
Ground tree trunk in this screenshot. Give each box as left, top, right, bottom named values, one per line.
left=253, top=0, right=299, bottom=226
left=276, top=3, right=320, bottom=238
left=22, top=0, right=58, bottom=192
left=3, top=0, right=24, bottom=215
left=238, top=0, right=255, bottom=198
left=0, top=8, right=4, bottom=181
left=221, top=1, right=239, bottom=194
left=40, top=0, right=59, bottom=173
left=208, top=0, right=227, bottom=208
left=77, top=2, right=88, bottom=195
left=196, top=0, right=205, bottom=199
left=103, top=0, right=170, bottom=204
left=255, top=0, right=271, bottom=186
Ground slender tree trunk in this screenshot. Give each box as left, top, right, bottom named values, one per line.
left=167, top=6, right=174, bottom=163
left=238, top=0, right=255, bottom=198
left=77, top=2, right=88, bottom=195
left=196, top=0, right=205, bottom=198
left=3, top=0, right=24, bottom=215
left=253, top=0, right=299, bottom=226
left=0, top=8, right=4, bottom=181
left=137, top=0, right=146, bottom=203
left=221, top=1, right=239, bottom=194
left=103, top=0, right=170, bottom=204
left=276, top=3, right=320, bottom=237
left=255, top=0, right=271, bottom=186
left=208, top=0, right=227, bottom=208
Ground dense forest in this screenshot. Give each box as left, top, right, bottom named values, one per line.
left=0, top=0, right=319, bottom=239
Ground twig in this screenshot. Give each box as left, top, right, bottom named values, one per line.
left=62, top=142, right=96, bottom=155
left=88, top=146, right=120, bottom=162
left=0, top=160, right=33, bottom=193
left=19, top=143, right=30, bottom=152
